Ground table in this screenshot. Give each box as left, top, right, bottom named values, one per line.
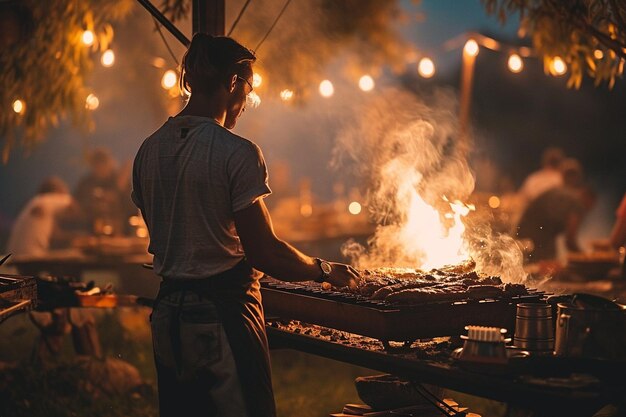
left=11, top=250, right=159, bottom=298
left=267, top=321, right=626, bottom=417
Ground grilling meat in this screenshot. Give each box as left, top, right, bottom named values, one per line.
left=352, top=260, right=528, bottom=305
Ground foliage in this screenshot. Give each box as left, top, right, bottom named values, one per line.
left=1, top=0, right=411, bottom=160
left=0, top=0, right=133, bottom=161
left=162, top=0, right=412, bottom=100
left=482, top=0, right=626, bottom=88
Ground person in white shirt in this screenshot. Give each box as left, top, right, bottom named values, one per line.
left=7, top=177, right=73, bottom=257
left=518, top=147, right=565, bottom=204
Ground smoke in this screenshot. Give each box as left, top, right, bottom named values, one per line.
left=333, top=87, right=526, bottom=283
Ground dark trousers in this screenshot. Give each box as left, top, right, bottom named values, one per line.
left=151, top=263, right=276, bottom=417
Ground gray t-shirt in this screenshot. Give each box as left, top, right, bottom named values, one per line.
left=132, top=116, right=271, bottom=279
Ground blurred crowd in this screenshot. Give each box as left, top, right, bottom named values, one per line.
left=4, top=144, right=625, bottom=269
left=6, top=148, right=138, bottom=257
left=488, top=146, right=625, bottom=265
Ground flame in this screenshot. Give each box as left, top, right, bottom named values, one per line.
left=400, top=191, right=473, bottom=270
left=370, top=158, right=474, bottom=270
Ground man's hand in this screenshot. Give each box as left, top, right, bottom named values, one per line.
left=325, top=262, right=361, bottom=290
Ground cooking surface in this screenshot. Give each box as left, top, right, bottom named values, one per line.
left=261, top=277, right=544, bottom=342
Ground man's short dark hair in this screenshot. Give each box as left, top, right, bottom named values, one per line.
left=180, top=33, right=256, bottom=96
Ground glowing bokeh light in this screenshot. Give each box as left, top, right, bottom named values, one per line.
left=300, top=204, right=313, bottom=217
left=101, top=49, right=115, bottom=67
left=252, top=73, right=262, bottom=88
left=85, top=94, right=99, bottom=110
left=246, top=91, right=261, bottom=108
left=161, top=70, right=177, bottom=89
left=358, top=75, right=375, bottom=92
left=319, top=80, right=334, bottom=97
left=82, top=30, right=95, bottom=46
left=488, top=196, right=501, bottom=209
left=552, top=57, right=567, bottom=75
left=280, top=89, right=294, bottom=101
left=348, top=201, right=362, bottom=215
left=507, top=54, right=523, bottom=73
left=594, top=49, right=604, bottom=60
left=464, top=39, right=479, bottom=57
left=12, top=99, right=25, bottom=114
left=418, top=57, right=436, bottom=78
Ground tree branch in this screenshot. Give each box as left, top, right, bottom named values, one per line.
left=608, top=0, right=626, bottom=32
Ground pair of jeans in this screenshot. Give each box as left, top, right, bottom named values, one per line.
left=151, top=266, right=276, bottom=417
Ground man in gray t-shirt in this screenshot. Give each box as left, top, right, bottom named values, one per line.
left=132, top=35, right=359, bottom=417
left=133, top=115, right=271, bottom=279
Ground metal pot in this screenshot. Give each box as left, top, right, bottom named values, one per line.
left=555, top=302, right=626, bottom=360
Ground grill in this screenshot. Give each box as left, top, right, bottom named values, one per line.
left=261, top=279, right=544, bottom=344
left=0, top=274, right=37, bottom=322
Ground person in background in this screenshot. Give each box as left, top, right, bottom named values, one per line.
left=610, top=193, right=626, bottom=249
left=7, top=177, right=74, bottom=257
left=518, top=146, right=565, bottom=205
left=74, top=148, right=134, bottom=235
left=515, top=158, right=595, bottom=262
left=132, top=34, right=359, bottom=417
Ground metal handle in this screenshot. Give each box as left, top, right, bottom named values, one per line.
left=0, top=299, right=31, bottom=322
left=557, top=313, right=571, bottom=354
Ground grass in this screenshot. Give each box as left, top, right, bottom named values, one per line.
left=0, top=308, right=511, bottom=417
left=0, top=308, right=375, bottom=417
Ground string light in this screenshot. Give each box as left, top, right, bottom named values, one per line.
left=300, top=204, right=313, bottom=217
left=12, top=99, right=25, bottom=114
left=161, top=70, right=177, bottom=89
left=594, top=49, right=604, bottom=60
left=358, top=75, right=375, bottom=91
left=464, top=39, right=479, bottom=57
left=319, top=80, right=334, bottom=97
left=85, top=94, right=100, bottom=110
left=280, top=89, right=294, bottom=101
left=488, top=196, right=501, bottom=209
left=348, top=201, right=362, bottom=215
left=252, top=73, right=262, bottom=88
left=551, top=57, right=567, bottom=76
left=246, top=91, right=261, bottom=108
left=507, top=53, right=523, bottom=73
left=418, top=57, right=436, bottom=78
left=81, top=30, right=95, bottom=46
left=101, top=49, right=115, bottom=67
left=152, top=57, right=166, bottom=68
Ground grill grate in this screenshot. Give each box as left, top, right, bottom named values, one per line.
left=262, top=278, right=544, bottom=310
left=261, top=278, right=545, bottom=342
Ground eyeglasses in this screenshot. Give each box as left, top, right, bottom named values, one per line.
left=237, top=76, right=254, bottom=95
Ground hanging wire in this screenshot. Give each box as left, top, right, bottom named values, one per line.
left=254, top=0, right=292, bottom=52
left=227, top=0, right=252, bottom=36
left=153, top=17, right=179, bottom=65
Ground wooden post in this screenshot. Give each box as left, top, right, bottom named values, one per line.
left=459, top=51, right=476, bottom=146
left=193, top=0, right=225, bottom=36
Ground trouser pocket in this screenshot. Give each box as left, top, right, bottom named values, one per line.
left=152, top=301, right=223, bottom=381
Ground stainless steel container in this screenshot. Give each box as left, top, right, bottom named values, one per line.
left=555, top=302, right=626, bottom=360
left=514, top=303, right=554, bottom=351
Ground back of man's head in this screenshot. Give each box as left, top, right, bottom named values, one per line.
left=541, top=146, right=565, bottom=169
left=37, top=176, right=68, bottom=195
left=180, top=34, right=256, bottom=96
left=560, top=158, right=583, bottom=187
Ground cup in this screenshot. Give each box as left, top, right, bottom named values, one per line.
left=514, top=303, right=554, bottom=352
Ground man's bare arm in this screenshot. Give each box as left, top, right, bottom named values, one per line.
left=233, top=199, right=358, bottom=287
